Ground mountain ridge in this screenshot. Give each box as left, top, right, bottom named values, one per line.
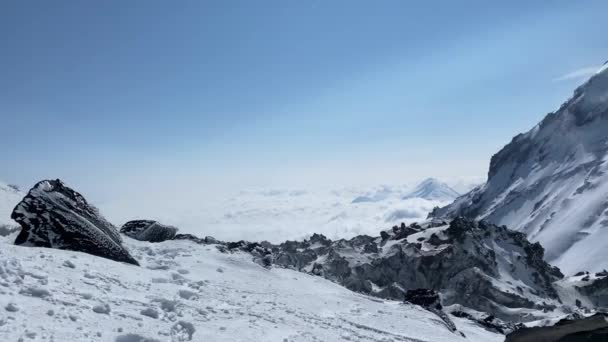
left=432, top=63, right=608, bottom=274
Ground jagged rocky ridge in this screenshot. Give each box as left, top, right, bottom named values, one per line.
left=243, top=218, right=565, bottom=322
left=11, top=179, right=139, bottom=265
left=431, top=63, right=608, bottom=274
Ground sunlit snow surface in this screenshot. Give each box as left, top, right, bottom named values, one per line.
left=0, top=234, right=501, bottom=342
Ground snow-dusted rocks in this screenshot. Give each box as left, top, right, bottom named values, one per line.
left=432, top=64, right=608, bottom=274
left=268, top=218, right=564, bottom=322
left=120, top=220, right=178, bottom=242
left=11, top=179, right=139, bottom=265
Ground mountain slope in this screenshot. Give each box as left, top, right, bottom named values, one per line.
left=433, top=63, right=608, bottom=274
left=403, top=178, right=460, bottom=201
left=0, top=233, right=502, bottom=342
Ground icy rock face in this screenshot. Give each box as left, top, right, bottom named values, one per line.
left=432, top=64, right=608, bottom=274
left=11, top=179, right=139, bottom=265
left=268, top=218, right=563, bottom=321
left=120, top=220, right=178, bottom=242
left=577, top=274, right=608, bottom=308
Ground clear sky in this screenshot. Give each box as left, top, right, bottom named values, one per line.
left=1, top=1, right=607, bottom=200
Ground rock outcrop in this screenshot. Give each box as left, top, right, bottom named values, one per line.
left=120, top=220, right=178, bottom=242
left=11, top=179, right=139, bottom=265
left=432, top=64, right=608, bottom=274
left=266, top=218, right=564, bottom=322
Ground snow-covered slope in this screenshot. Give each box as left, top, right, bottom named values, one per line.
left=0, top=182, right=22, bottom=227
left=0, top=233, right=502, bottom=342
left=403, top=178, right=460, bottom=201
left=433, top=63, right=608, bottom=274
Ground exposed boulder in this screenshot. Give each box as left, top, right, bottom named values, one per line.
left=11, top=179, right=139, bottom=265
left=403, top=289, right=459, bottom=334
left=404, top=289, right=442, bottom=309
left=120, top=220, right=178, bottom=242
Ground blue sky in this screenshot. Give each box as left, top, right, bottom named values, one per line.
left=1, top=1, right=607, bottom=199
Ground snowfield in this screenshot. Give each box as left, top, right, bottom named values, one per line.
left=0, top=234, right=502, bottom=342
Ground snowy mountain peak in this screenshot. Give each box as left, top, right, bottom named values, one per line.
left=433, top=59, right=608, bottom=274
left=403, top=178, right=460, bottom=201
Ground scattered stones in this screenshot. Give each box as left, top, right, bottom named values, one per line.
left=19, top=287, right=50, bottom=298
left=92, top=303, right=111, bottom=314
left=5, top=303, right=18, bottom=312
left=140, top=307, right=159, bottom=319
left=62, top=260, right=76, bottom=268
left=171, top=321, right=195, bottom=341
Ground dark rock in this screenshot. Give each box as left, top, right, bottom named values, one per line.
left=259, top=217, right=564, bottom=322
left=596, top=270, right=608, bottom=278
left=120, top=220, right=178, bottom=242
left=11, top=179, right=138, bottom=265
left=577, top=275, right=608, bottom=307
left=404, top=289, right=442, bottom=310
left=173, top=234, right=205, bottom=244
left=505, top=313, right=608, bottom=342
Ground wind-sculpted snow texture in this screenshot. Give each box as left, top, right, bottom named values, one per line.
left=0, top=233, right=503, bottom=342
left=120, top=220, right=178, bottom=242
left=11, top=179, right=139, bottom=265
left=433, top=64, right=608, bottom=274
left=268, top=218, right=564, bottom=322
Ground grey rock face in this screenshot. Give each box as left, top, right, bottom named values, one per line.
left=265, top=218, right=563, bottom=322
left=431, top=65, right=608, bottom=274
left=577, top=274, right=608, bottom=308
left=11, top=179, right=139, bottom=265
left=120, top=220, right=178, bottom=242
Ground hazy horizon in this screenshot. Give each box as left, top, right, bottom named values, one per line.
left=2, top=1, right=607, bottom=204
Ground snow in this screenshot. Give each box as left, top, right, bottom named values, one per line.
left=435, top=65, right=608, bottom=275
left=0, top=234, right=502, bottom=341
left=402, top=178, right=460, bottom=201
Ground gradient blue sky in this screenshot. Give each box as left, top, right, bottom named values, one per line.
left=1, top=1, right=607, bottom=199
